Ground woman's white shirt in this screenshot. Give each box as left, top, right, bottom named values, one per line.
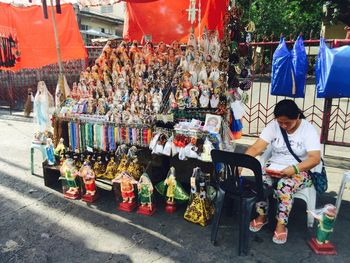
left=260, top=119, right=321, bottom=166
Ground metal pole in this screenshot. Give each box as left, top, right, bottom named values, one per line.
left=7, top=71, right=13, bottom=114
left=49, top=0, right=65, bottom=99
left=321, top=98, right=332, bottom=155
left=197, top=0, right=201, bottom=46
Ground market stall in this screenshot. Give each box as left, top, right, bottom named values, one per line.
left=34, top=3, right=254, bottom=224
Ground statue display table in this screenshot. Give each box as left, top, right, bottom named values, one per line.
left=31, top=142, right=47, bottom=175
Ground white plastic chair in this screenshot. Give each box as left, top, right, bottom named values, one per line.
left=259, top=145, right=321, bottom=228
left=335, top=171, right=350, bottom=217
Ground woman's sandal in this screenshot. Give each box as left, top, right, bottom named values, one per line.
left=249, top=219, right=269, bottom=232
left=272, top=228, right=288, bottom=244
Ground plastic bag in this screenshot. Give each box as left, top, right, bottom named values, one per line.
left=230, top=100, right=245, bottom=120
left=270, top=37, right=307, bottom=98
left=149, top=133, right=160, bottom=151
left=316, top=38, right=350, bottom=98
left=162, top=136, right=173, bottom=156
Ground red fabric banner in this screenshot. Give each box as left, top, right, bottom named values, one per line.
left=0, top=3, right=87, bottom=71
left=123, top=0, right=228, bottom=44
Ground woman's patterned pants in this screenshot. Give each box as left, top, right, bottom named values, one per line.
left=256, top=171, right=313, bottom=225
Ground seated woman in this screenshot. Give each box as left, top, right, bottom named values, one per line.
left=244, top=99, right=321, bottom=244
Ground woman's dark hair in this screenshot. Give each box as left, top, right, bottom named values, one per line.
left=274, top=99, right=306, bottom=119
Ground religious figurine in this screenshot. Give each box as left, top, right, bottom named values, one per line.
left=137, top=173, right=156, bottom=215
left=60, top=157, right=80, bottom=199
left=113, top=171, right=138, bottom=212
left=187, top=27, right=197, bottom=51
left=91, top=65, right=100, bottom=82
left=199, top=83, right=210, bottom=108
left=200, top=138, right=214, bottom=162
left=176, top=89, right=186, bottom=110
left=155, top=167, right=189, bottom=213
left=71, top=82, right=80, bottom=101
left=308, top=204, right=337, bottom=255
left=93, top=156, right=106, bottom=178
left=182, top=72, right=193, bottom=91
left=167, top=47, right=177, bottom=64
left=200, top=27, right=210, bottom=55
left=97, top=98, right=106, bottom=115
left=179, top=55, right=189, bottom=72
left=189, top=88, right=200, bottom=108
left=169, top=92, right=178, bottom=109
left=186, top=45, right=195, bottom=64
left=45, top=138, right=55, bottom=166
left=87, top=98, right=96, bottom=115
left=197, top=62, right=208, bottom=83
left=79, top=160, right=98, bottom=202
left=209, top=62, right=220, bottom=84
left=188, top=61, right=198, bottom=86
left=184, top=167, right=214, bottom=226
left=208, top=30, right=221, bottom=62
left=114, top=156, right=129, bottom=179
left=126, top=158, right=142, bottom=180
left=34, top=81, right=54, bottom=133
left=102, top=157, right=118, bottom=180
left=54, top=138, right=67, bottom=164
left=210, top=93, right=220, bottom=109
left=127, top=146, right=138, bottom=159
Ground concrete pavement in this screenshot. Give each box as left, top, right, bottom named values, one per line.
left=1, top=112, right=350, bottom=263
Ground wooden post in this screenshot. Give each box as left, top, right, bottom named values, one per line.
left=49, top=0, right=65, bottom=99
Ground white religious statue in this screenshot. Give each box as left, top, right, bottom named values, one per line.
left=34, top=81, right=54, bottom=132
left=208, top=30, right=221, bottom=62
left=187, top=27, right=197, bottom=50
left=200, top=27, right=210, bottom=55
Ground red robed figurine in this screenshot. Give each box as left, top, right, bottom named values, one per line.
left=113, top=171, right=138, bottom=212
left=79, top=161, right=98, bottom=203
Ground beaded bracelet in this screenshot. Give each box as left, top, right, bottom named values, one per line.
left=292, top=164, right=300, bottom=174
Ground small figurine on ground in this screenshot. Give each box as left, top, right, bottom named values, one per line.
left=137, top=173, right=156, bottom=215
left=155, top=167, right=189, bottom=213
left=79, top=160, right=98, bottom=202
left=308, top=204, right=337, bottom=255
left=60, top=157, right=80, bottom=200
left=184, top=167, right=214, bottom=226
left=113, top=171, right=138, bottom=212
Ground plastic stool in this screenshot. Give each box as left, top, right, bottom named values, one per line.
left=335, top=171, right=350, bottom=217
left=294, top=185, right=316, bottom=227
left=31, top=142, right=47, bottom=175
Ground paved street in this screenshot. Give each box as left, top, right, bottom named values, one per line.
left=1, top=113, right=350, bottom=263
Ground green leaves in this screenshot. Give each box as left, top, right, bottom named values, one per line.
left=240, top=0, right=323, bottom=40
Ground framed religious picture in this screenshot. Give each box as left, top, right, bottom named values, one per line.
left=204, top=114, right=222, bottom=134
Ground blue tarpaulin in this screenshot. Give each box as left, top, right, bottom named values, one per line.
left=316, top=38, right=350, bottom=98
left=270, top=36, right=307, bottom=97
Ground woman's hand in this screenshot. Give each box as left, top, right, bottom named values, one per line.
left=280, top=166, right=295, bottom=177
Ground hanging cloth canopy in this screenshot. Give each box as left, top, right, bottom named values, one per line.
left=0, top=0, right=121, bottom=8
left=0, top=3, right=87, bottom=71
left=123, top=0, right=228, bottom=44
